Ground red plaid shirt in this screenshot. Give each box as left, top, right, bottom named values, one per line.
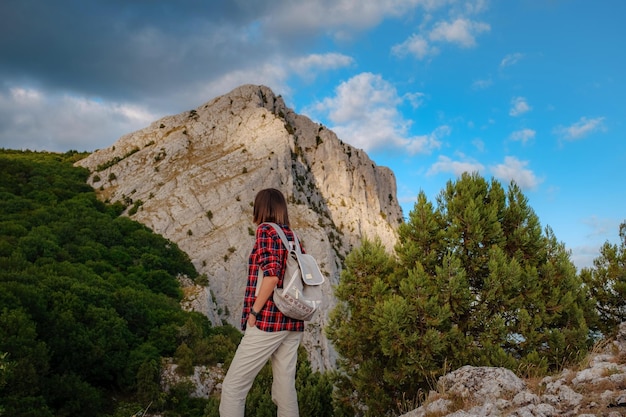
left=241, top=223, right=305, bottom=332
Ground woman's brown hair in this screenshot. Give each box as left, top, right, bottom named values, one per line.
left=253, top=188, right=290, bottom=226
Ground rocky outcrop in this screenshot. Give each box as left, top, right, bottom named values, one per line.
left=75, top=84, right=403, bottom=371
left=402, top=323, right=626, bottom=417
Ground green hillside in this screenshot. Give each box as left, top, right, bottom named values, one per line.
left=0, top=150, right=332, bottom=417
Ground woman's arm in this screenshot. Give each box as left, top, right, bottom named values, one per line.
left=248, top=275, right=278, bottom=327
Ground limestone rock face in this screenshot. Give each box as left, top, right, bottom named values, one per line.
left=76, top=84, right=403, bottom=371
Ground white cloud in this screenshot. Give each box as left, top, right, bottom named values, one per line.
left=320, top=73, right=401, bottom=124
left=406, top=126, right=451, bottom=155
left=10, top=87, right=44, bottom=104
left=265, top=0, right=447, bottom=37
left=510, top=128, right=536, bottom=144
left=509, top=97, right=531, bottom=117
left=582, top=215, right=620, bottom=239
left=464, top=0, right=489, bottom=14
left=500, top=53, right=524, bottom=68
left=554, top=116, right=606, bottom=141
left=427, top=155, right=485, bottom=176
left=429, top=18, right=490, bottom=47
left=308, top=72, right=445, bottom=154
left=404, top=91, right=427, bottom=109
left=570, top=244, right=601, bottom=270
left=0, top=87, right=156, bottom=152
left=489, top=156, right=542, bottom=190
left=289, top=53, right=354, bottom=78
left=392, top=12, right=490, bottom=60
left=472, top=138, right=485, bottom=152
left=472, top=78, right=493, bottom=90
left=570, top=216, right=622, bottom=270
left=391, top=34, right=437, bottom=59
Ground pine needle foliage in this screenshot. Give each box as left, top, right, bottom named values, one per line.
left=580, top=221, right=626, bottom=337
left=327, top=172, right=595, bottom=416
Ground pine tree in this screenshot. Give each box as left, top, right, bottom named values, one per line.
left=581, top=221, right=626, bottom=337
left=326, top=238, right=397, bottom=416
left=327, top=173, right=594, bottom=416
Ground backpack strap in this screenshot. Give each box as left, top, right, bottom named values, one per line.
left=255, top=222, right=299, bottom=296
left=263, top=222, right=300, bottom=253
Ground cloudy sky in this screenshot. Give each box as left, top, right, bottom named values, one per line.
left=1, top=0, right=624, bottom=269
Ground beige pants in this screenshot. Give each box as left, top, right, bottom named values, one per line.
left=219, top=325, right=303, bottom=417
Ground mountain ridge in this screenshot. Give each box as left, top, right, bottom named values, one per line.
left=75, top=84, right=403, bottom=370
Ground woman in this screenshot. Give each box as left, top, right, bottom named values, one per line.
left=219, top=188, right=305, bottom=417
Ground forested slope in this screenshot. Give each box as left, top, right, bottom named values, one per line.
left=0, top=149, right=212, bottom=416
left=0, top=150, right=333, bottom=417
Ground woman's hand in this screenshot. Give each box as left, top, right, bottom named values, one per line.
left=247, top=314, right=257, bottom=328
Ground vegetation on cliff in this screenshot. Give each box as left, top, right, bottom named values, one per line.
left=0, top=150, right=331, bottom=417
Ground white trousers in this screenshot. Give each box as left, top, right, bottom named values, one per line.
left=219, top=326, right=303, bottom=417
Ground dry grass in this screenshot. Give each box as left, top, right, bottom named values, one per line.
left=577, top=337, right=615, bottom=369
left=419, top=386, right=493, bottom=417
left=396, top=390, right=427, bottom=415
left=522, top=374, right=547, bottom=396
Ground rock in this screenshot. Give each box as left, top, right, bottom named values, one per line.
left=75, top=84, right=403, bottom=371
left=439, top=366, right=526, bottom=403
left=401, top=322, right=626, bottom=417
left=161, top=359, right=225, bottom=399
left=542, top=379, right=583, bottom=407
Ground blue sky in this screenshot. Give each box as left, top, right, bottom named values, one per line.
left=1, top=0, right=624, bottom=270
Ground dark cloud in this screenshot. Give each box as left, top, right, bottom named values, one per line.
left=0, top=0, right=281, bottom=103
left=1, top=0, right=414, bottom=109
left=0, top=0, right=408, bottom=151
left=0, top=0, right=356, bottom=151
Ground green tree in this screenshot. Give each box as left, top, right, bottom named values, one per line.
left=326, top=238, right=398, bottom=416
left=581, top=221, right=626, bottom=337
left=327, top=173, right=594, bottom=416
left=136, top=359, right=161, bottom=407
left=174, top=343, right=194, bottom=375
left=0, top=308, right=51, bottom=417
left=295, top=348, right=334, bottom=417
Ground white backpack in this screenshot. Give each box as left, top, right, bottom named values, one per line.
left=256, top=223, right=324, bottom=321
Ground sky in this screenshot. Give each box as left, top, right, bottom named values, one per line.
left=1, top=0, right=624, bottom=270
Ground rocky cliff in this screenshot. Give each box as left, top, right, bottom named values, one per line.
left=75, top=84, right=403, bottom=371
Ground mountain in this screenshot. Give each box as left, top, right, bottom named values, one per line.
left=75, top=84, right=403, bottom=370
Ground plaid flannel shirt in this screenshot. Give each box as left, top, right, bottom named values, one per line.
left=241, top=223, right=305, bottom=332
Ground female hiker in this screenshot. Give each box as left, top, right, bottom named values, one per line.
left=219, top=188, right=304, bottom=417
